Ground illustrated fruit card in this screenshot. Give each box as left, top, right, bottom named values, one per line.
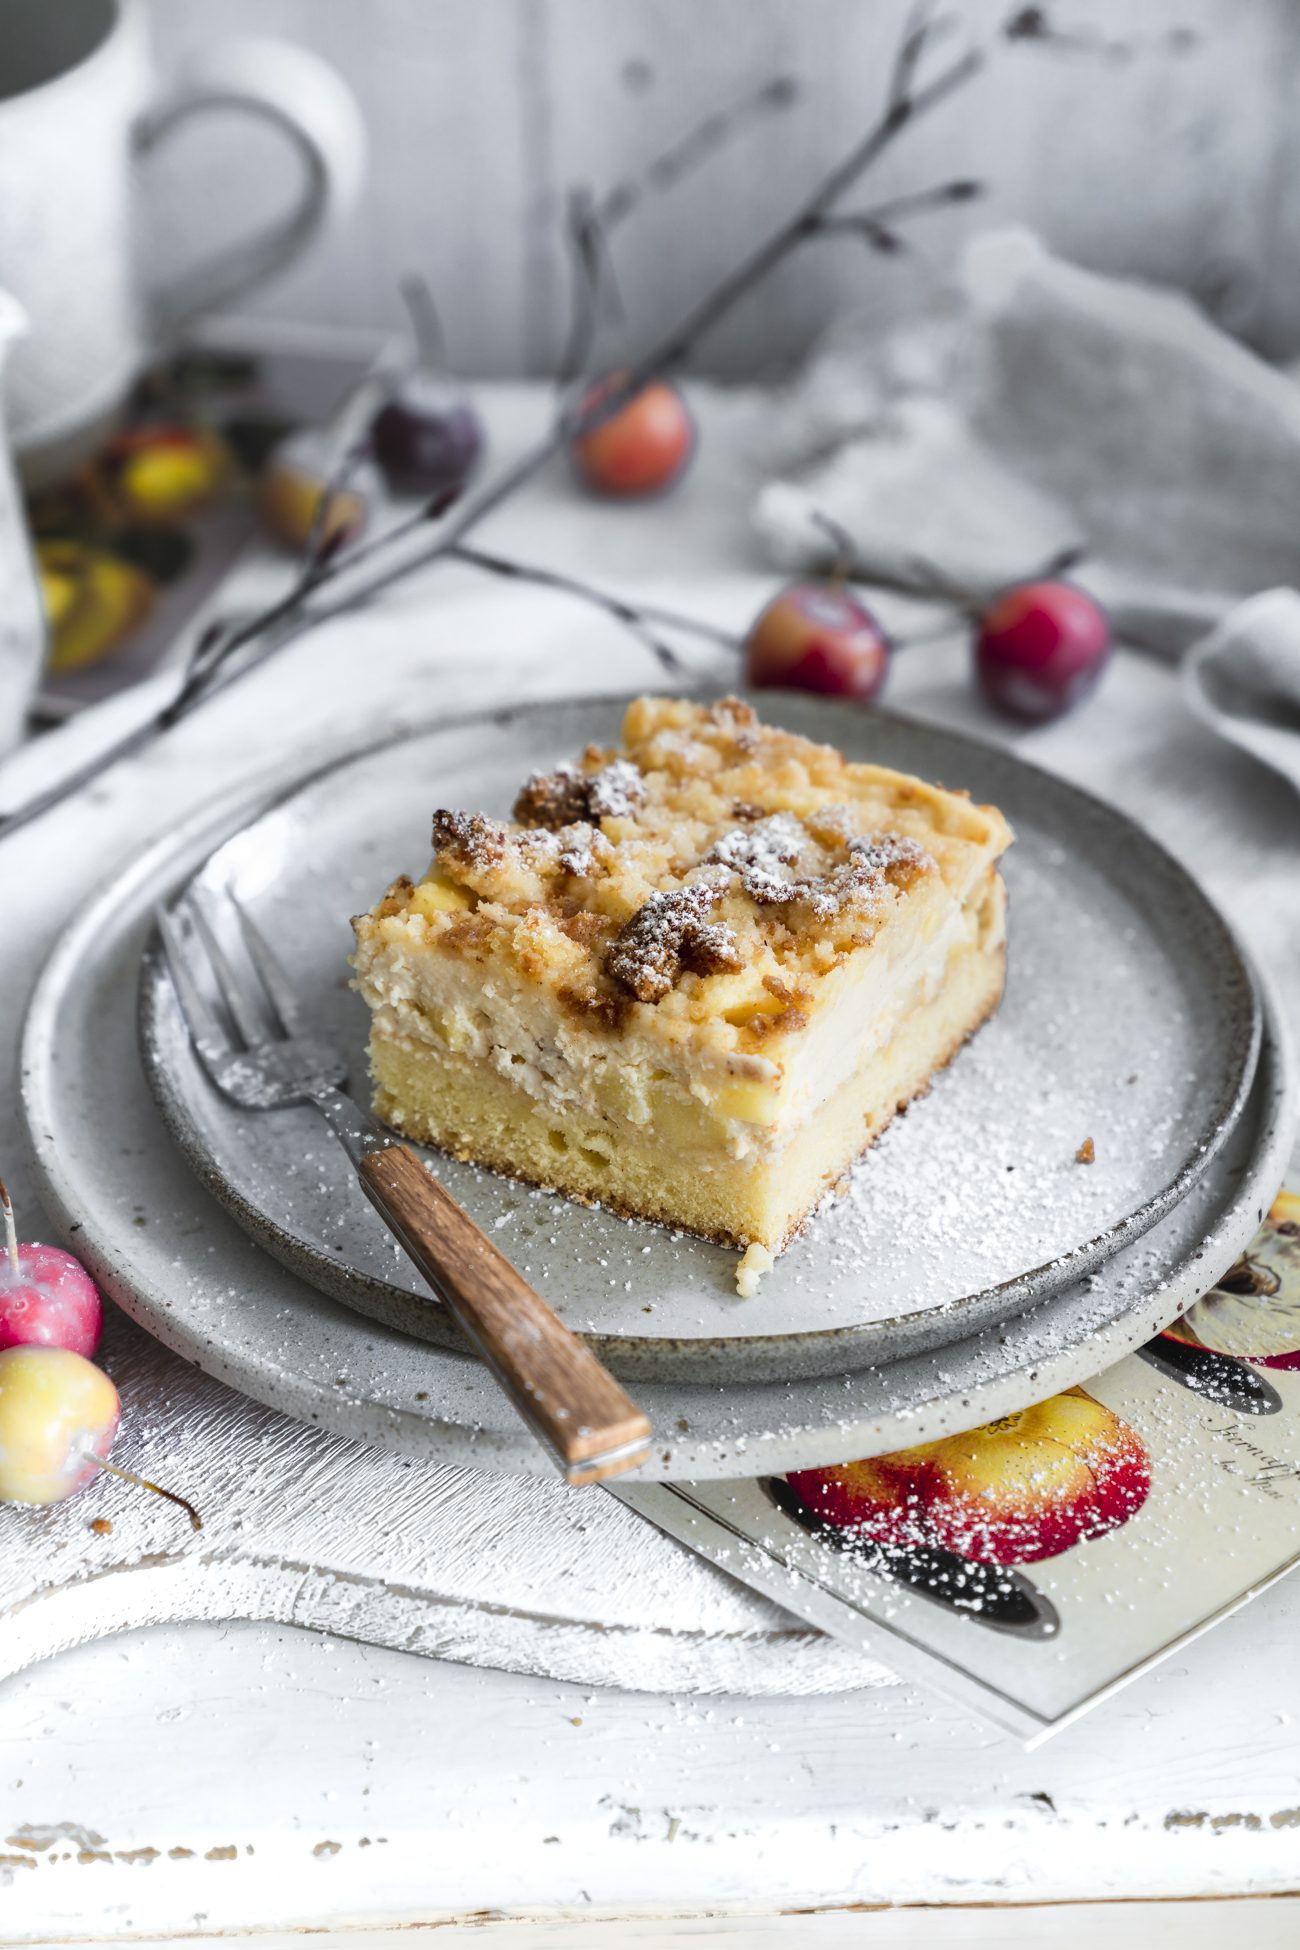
left=620, top=1187, right=1300, bottom=1743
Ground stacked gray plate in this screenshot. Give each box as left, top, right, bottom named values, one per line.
left=22, top=693, right=1290, bottom=1476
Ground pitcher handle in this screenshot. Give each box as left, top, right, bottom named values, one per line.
left=135, top=36, right=366, bottom=338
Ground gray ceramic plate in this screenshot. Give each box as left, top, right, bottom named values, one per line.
left=134, top=693, right=1260, bottom=1384
left=18, top=764, right=1294, bottom=1475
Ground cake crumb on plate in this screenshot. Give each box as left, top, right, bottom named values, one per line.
left=736, top=1241, right=775, bottom=1297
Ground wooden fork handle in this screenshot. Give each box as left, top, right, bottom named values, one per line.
left=357, top=1144, right=653, bottom=1486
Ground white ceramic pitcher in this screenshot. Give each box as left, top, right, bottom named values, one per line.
left=0, top=0, right=365, bottom=482
left=0, top=293, right=46, bottom=754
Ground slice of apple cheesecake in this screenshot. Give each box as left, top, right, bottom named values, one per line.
left=352, top=696, right=1012, bottom=1288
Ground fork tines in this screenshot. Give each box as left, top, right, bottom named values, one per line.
left=158, top=892, right=298, bottom=1052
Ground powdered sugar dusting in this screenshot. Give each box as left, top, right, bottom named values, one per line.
left=587, top=759, right=646, bottom=820
left=709, top=819, right=802, bottom=868
left=848, top=832, right=928, bottom=875
left=556, top=825, right=607, bottom=878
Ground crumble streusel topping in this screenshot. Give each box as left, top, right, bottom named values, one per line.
left=555, top=824, right=609, bottom=878
left=697, top=813, right=930, bottom=926
left=358, top=696, right=1012, bottom=1056
left=707, top=813, right=805, bottom=901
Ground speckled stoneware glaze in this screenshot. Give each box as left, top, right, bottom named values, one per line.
left=131, top=693, right=1261, bottom=1385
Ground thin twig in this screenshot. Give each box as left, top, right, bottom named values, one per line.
left=859, top=177, right=984, bottom=221
left=817, top=216, right=909, bottom=256
left=556, top=189, right=620, bottom=387
left=456, top=538, right=685, bottom=672
left=450, top=541, right=950, bottom=655
left=808, top=176, right=984, bottom=244
left=597, top=75, right=800, bottom=230
left=1003, top=6, right=1163, bottom=62
left=160, top=384, right=380, bottom=731
left=449, top=543, right=739, bottom=656
left=890, top=1, right=949, bottom=108
left=620, top=53, right=986, bottom=386
left=295, top=448, right=367, bottom=589
left=558, top=75, right=798, bottom=389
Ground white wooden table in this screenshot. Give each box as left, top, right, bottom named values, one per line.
left=2, top=385, right=1298, bottom=1945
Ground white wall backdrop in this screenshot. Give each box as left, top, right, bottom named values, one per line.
left=142, top=0, right=1300, bottom=376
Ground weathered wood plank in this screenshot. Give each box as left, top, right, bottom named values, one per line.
left=141, top=0, right=1300, bottom=374
left=23, top=1902, right=1300, bottom=1947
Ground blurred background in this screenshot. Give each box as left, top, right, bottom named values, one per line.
left=7, top=0, right=1300, bottom=734
left=144, top=0, right=1294, bottom=375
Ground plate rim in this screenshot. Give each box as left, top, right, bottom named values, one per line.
left=134, top=688, right=1261, bottom=1380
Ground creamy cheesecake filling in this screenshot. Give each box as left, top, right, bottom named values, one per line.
left=366, top=931, right=1006, bottom=1255
left=355, top=869, right=1004, bottom=1168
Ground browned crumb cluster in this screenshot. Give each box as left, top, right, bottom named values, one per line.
left=513, top=757, right=646, bottom=828
left=606, top=882, right=742, bottom=1003
left=430, top=808, right=507, bottom=871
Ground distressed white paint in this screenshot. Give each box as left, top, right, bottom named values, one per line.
left=3, top=1588, right=1300, bottom=1937
left=138, top=0, right=1300, bottom=374
left=1, top=385, right=1299, bottom=1937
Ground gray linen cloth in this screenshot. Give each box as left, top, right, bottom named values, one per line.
left=753, top=229, right=1300, bottom=798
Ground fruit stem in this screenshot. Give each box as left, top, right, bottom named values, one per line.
left=0, top=1178, right=19, bottom=1279
left=810, top=509, right=856, bottom=586
left=90, top=1455, right=203, bottom=1532
left=399, top=272, right=448, bottom=376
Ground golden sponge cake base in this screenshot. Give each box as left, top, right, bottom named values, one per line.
left=369, top=936, right=1005, bottom=1254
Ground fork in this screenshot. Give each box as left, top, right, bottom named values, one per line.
left=155, top=891, right=653, bottom=1485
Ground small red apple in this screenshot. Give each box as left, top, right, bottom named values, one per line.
left=571, top=376, right=695, bottom=497
left=0, top=1179, right=102, bottom=1356
left=975, top=580, right=1111, bottom=723
left=785, top=1388, right=1150, bottom=1565
left=259, top=428, right=377, bottom=553
left=744, top=582, right=890, bottom=701
left=0, top=1346, right=119, bottom=1507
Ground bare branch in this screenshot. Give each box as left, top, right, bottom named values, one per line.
left=604, top=47, right=985, bottom=389
left=889, top=1, right=943, bottom=108
left=556, top=190, right=601, bottom=388
left=597, top=75, right=800, bottom=231
left=558, top=75, right=799, bottom=388
left=1003, top=7, right=1195, bottom=62
left=556, top=189, right=624, bottom=388
left=806, top=176, right=984, bottom=253
left=860, top=177, right=984, bottom=221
